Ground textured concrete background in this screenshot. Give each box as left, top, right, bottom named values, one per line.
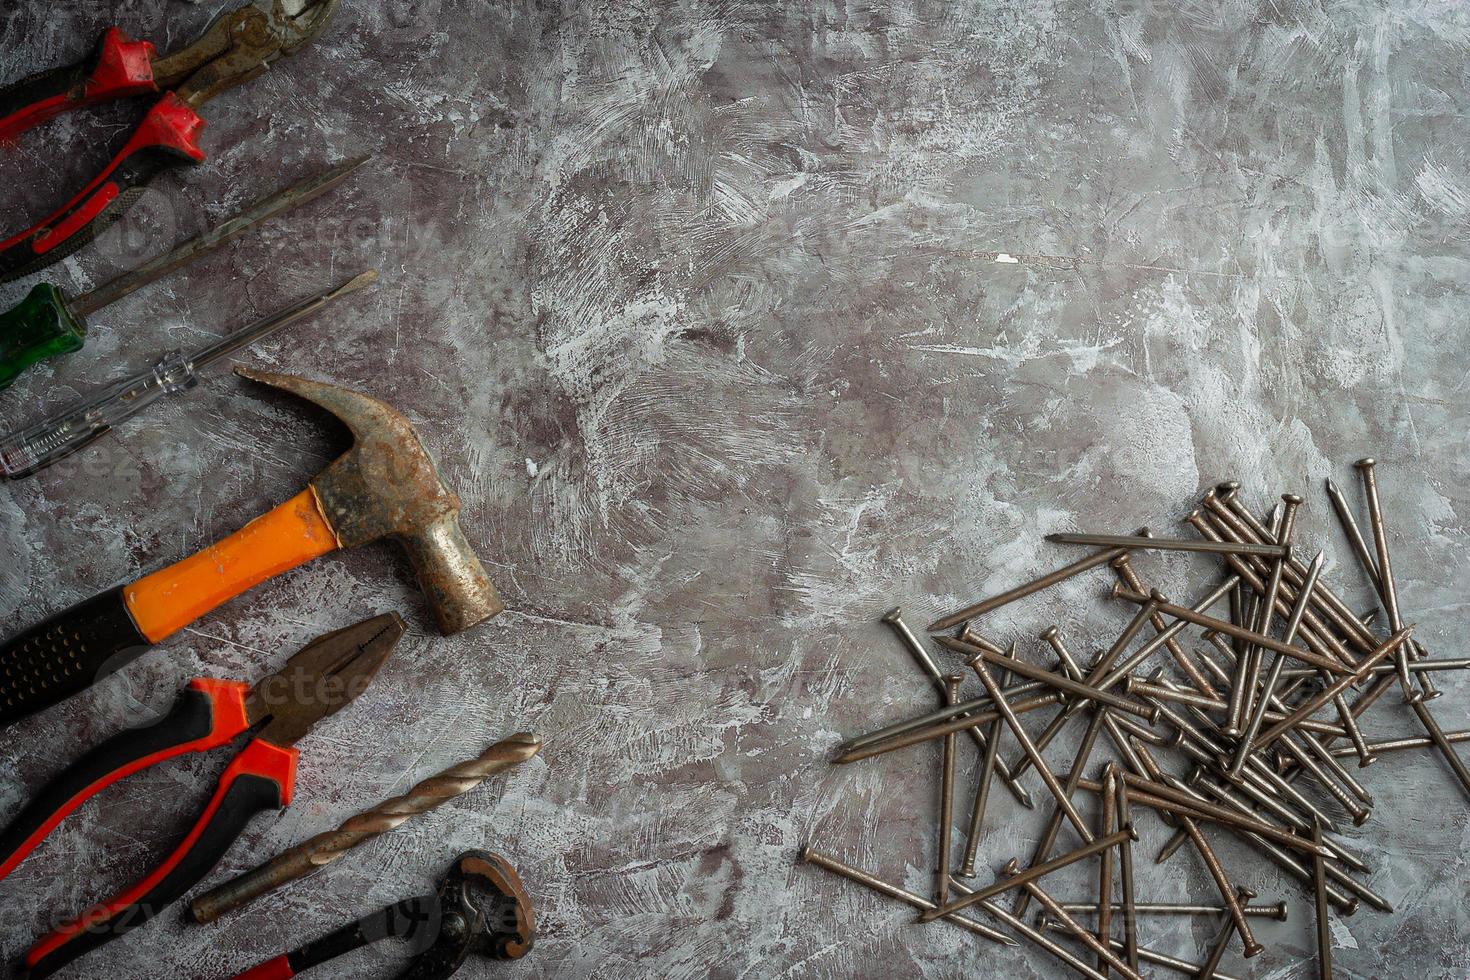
left=1, top=1, right=1468, bottom=977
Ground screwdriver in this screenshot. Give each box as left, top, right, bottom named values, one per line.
left=0, top=269, right=377, bottom=479
left=0, top=155, right=369, bottom=391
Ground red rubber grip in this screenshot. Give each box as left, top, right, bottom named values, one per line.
left=0, top=678, right=249, bottom=884
left=231, top=954, right=297, bottom=980
left=0, top=28, right=157, bottom=142
left=0, top=91, right=205, bottom=256
left=26, top=740, right=298, bottom=969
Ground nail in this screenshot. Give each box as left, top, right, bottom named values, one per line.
left=1042, top=623, right=1088, bottom=680
left=927, top=533, right=1144, bottom=631
left=1005, top=592, right=1163, bottom=783
left=1408, top=698, right=1470, bottom=801
left=1142, top=679, right=1327, bottom=822
left=1016, top=872, right=1144, bottom=980
left=936, top=674, right=962, bottom=906
left=1112, top=586, right=1350, bottom=676
left=947, top=878, right=1109, bottom=980
left=1273, top=734, right=1371, bottom=826
left=1079, top=770, right=1330, bottom=858
left=1280, top=658, right=1470, bottom=680
left=1185, top=772, right=1374, bottom=913
left=1311, top=818, right=1333, bottom=980
left=839, top=679, right=1046, bottom=752
left=1252, top=629, right=1414, bottom=751
left=1297, top=728, right=1374, bottom=807
left=957, top=671, right=1006, bottom=877
left=1195, top=902, right=1237, bottom=980
left=1109, top=555, right=1216, bottom=699
left=940, top=637, right=1159, bottom=723
left=1094, top=576, right=1239, bottom=691
left=946, top=631, right=1040, bottom=816
left=1013, top=708, right=1112, bottom=919
left=1232, top=494, right=1301, bottom=734
left=1055, top=901, right=1287, bottom=920
left=799, top=845, right=1016, bottom=946
left=1126, top=678, right=1347, bottom=740
left=831, top=689, right=1062, bottom=764
left=1196, top=499, right=1364, bottom=665
left=1111, top=764, right=1140, bottom=971
left=1046, top=532, right=1288, bottom=558
left=1229, top=549, right=1323, bottom=778
left=1325, top=472, right=1442, bottom=714
left=970, top=657, right=1094, bottom=845
left=1324, top=476, right=1382, bottom=591
left=1355, top=458, right=1426, bottom=702
left=918, top=826, right=1136, bottom=922
left=1133, top=743, right=1263, bottom=957
left=1328, top=729, right=1470, bottom=758
left=1038, top=921, right=1249, bottom=980
left=1098, top=764, right=1118, bottom=978
left=1213, top=489, right=1376, bottom=654
left=1007, top=588, right=1166, bottom=781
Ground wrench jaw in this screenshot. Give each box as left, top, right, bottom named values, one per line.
left=273, top=0, right=342, bottom=54
left=397, top=851, right=536, bottom=977
left=457, top=851, right=536, bottom=961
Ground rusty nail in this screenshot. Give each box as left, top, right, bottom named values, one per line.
left=1013, top=708, right=1112, bottom=919
left=917, top=826, right=1136, bottom=922
left=936, top=674, right=962, bottom=905
left=1111, top=762, right=1140, bottom=971
left=1046, top=532, right=1288, bottom=558
left=927, top=533, right=1144, bottom=632
left=1311, top=818, right=1333, bottom=980
left=970, top=656, right=1094, bottom=845
left=1098, top=763, right=1118, bottom=977
left=799, top=845, right=1016, bottom=946
left=1354, top=458, right=1427, bottom=702
left=1056, top=900, right=1287, bottom=921
left=1016, top=870, right=1143, bottom=980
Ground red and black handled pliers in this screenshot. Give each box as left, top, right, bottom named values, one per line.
left=0, top=612, right=404, bottom=980
left=0, top=0, right=339, bottom=283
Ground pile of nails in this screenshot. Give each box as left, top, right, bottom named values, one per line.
left=802, top=460, right=1468, bottom=980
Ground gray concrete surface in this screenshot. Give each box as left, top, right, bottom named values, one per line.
left=1, top=1, right=1468, bottom=977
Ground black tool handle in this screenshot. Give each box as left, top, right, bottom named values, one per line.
left=0, top=678, right=250, bottom=884
left=0, top=586, right=151, bottom=730
left=0, top=27, right=158, bottom=143
left=23, top=739, right=297, bottom=980
left=0, top=93, right=206, bottom=284
left=227, top=895, right=445, bottom=980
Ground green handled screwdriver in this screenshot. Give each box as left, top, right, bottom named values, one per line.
left=0, top=155, right=369, bottom=391
left=0, top=268, right=377, bottom=479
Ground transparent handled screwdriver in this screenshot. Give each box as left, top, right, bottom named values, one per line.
left=0, top=269, right=376, bottom=479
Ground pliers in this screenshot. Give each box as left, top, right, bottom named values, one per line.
left=231, top=851, right=536, bottom=980
left=0, top=0, right=340, bottom=283
left=0, top=612, right=404, bottom=980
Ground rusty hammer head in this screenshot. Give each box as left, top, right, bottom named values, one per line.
left=236, top=367, right=503, bottom=635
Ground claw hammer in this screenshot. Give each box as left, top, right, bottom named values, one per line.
left=0, top=369, right=503, bottom=729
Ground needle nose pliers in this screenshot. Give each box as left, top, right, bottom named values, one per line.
left=0, top=612, right=404, bottom=980
left=0, top=0, right=340, bottom=283
left=232, top=851, right=536, bottom=980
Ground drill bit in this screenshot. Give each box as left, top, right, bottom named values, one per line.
left=189, top=732, right=542, bottom=923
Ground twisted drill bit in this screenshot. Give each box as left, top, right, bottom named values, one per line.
left=189, top=732, right=542, bottom=924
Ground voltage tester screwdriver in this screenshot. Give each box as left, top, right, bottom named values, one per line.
left=0, top=267, right=377, bottom=479
left=0, top=155, right=368, bottom=390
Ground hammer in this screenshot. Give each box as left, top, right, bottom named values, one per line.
left=0, top=369, right=502, bottom=729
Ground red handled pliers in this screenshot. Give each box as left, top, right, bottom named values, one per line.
left=0, top=612, right=403, bottom=980
left=0, top=0, right=340, bottom=283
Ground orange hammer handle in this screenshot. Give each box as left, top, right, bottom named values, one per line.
left=124, top=489, right=340, bottom=643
